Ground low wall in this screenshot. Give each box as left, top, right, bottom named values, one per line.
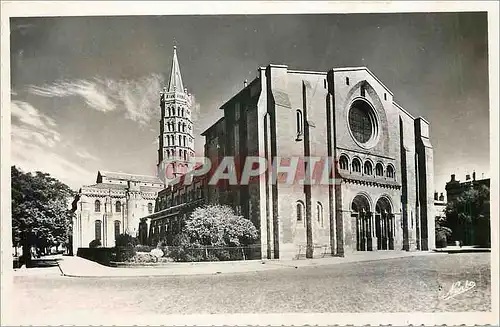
left=77, top=247, right=116, bottom=266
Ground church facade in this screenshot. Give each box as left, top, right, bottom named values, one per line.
left=71, top=171, right=164, bottom=250
left=146, top=62, right=436, bottom=259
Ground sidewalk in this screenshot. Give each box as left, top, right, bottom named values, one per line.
left=58, top=250, right=438, bottom=278
left=432, top=245, right=491, bottom=253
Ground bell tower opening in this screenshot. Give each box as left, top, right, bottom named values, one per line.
left=157, top=46, right=195, bottom=184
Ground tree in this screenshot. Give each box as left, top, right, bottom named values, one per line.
left=445, top=184, right=490, bottom=246
left=11, top=166, right=75, bottom=266
left=185, top=204, right=259, bottom=247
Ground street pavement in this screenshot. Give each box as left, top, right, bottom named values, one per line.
left=57, top=250, right=436, bottom=277
left=8, top=252, right=491, bottom=325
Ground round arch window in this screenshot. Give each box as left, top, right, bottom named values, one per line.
left=348, top=100, right=379, bottom=147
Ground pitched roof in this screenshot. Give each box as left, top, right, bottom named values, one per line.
left=83, top=183, right=128, bottom=190
left=167, top=46, right=184, bottom=93
left=98, top=171, right=163, bottom=184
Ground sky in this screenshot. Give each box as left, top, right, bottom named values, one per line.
left=9, top=12, right=490, bottom=191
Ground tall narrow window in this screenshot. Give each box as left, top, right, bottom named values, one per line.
left=148, top=203, right=153, bottom=214
left=375, top=163, right=384, bottom=176
left=352, top=158, right=361, bottom=173
left=346, top=77, right=350, bottom=85
left=296, top=201, right=304, bottom=223
left=364, top=161, right=373, bottom=175
left=296, top=109, right=303, bottom=140
left=317, top=202, right=324, bottom=227
left=339, top=155, right=349, bottom=170
left=361, top=84, right=366, bottom=97
left=95, top=200, right=101, bottom=212
left=95, top=220, right=102, bottom=240
left=386, top=165, right=395, bottom=178
left=178, top=135, right=182, bottom=146
left=114, top=220, right=120, bottom=238
left=183, top=136, right=187, bottom=147
left=115, top=201, right=121, bottom=213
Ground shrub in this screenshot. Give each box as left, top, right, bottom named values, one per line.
left=135, top=245, right=153, bottom=253
left=150, top=248, right=164, bottom=259
left=114, top=247, right=136, bottom=262
left=89, top=239, right=101, bottom=248
left=435, top=216, right=452, bottom=248
left=131, top=252, right=156, bottom=263
left=115, top=233, right=138, bottom=247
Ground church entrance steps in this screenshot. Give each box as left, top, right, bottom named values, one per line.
left=57, top=250, right=439, bottom=278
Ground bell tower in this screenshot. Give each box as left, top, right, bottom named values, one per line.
left=158, top=46, right=195, bottom=184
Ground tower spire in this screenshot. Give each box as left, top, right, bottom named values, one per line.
left=167, top=46, right=184, bottom=92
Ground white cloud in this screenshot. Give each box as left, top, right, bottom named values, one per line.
left=11, top=100, right=95, bottom=190
left=11, top=100, right=60, bottom=147
left=75, top=149, right=99, bottom=161
left=28, top=74, right=165, bottom=125
left=29, top=79, right=116, bottom=113
left=11, top=137, right=95, bottom=190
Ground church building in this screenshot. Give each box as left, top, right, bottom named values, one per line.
left=70, top=47, right=192, bottom=251
left=147, top=61, right=436, bottom=259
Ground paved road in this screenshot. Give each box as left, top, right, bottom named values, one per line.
left=10, top=253, right=491, bottom=323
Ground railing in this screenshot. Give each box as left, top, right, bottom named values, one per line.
left=163, top=244, right=262, bottom=262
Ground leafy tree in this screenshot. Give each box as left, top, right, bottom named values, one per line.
left=445, top=184, right=490, bottom=246
left=185, top=204, right=259, bottom=247
left=11, top=166, right=74, bottom=266
left=115, top=233, right=139, bottom=247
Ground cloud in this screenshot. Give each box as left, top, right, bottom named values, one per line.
left=11, top=100, right=60, bottom=147
left=29, top=79, right=116, bottom=113
left=28, top=74, right=165, bottom=125
left=75, top=149, right=99, bottom=161
left=11, top=100, right=95, bottom=190
left=11, top=136, right=95, bottom=190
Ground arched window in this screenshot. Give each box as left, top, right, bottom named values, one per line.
left=177, top=108, right=181, bottom=116
left=386, top=165, right=395, bottom=178
left=148, top=203, right=153, bottom=214
left=179, top=149, right=182, bottom=158
left=95, top=200, right=101, bottom=212
left=114, top=220, right=121, bottom=238
left=115, top=201, right=121, bottom=213
left=178, top=135, right=182, bottom=146
left=339, top=155, right=349, bottom=170
left=375, top=163, right=384, bottom=176
left=364, top=161, right=373, bottom=175
left=296, top=201, right=305, bottom=223
left=352, top=158, right=361, bottom=173
left=95, top=220, right=102, bottom=240
left=316, top=202, right=324, bottom=227
left=184, top=150, right=187, bottom=161
left=168, top=107, right=172, bottom=116
left=296, top=109, right=304, bottom=140
left=181, top=108, right=184, bottom=117
left=183, top=136, right=187, bottom=147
